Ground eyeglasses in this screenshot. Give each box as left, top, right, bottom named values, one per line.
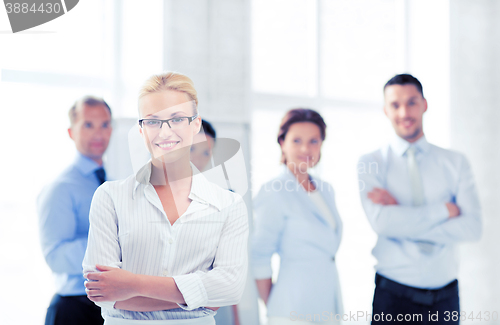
left=139, top=114, right=199, bottom=130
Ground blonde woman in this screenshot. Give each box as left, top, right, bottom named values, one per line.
left=83, top=72, right=249, bottom=325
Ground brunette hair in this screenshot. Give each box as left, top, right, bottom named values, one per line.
left=277, top=108, right=326, bottom=164
left=384, top=73, right=424, bottom=98
left=201, top=119, right=216, bottom=140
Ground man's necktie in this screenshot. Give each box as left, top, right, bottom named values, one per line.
left=406, top=146, right=424, bottom=206
left=406, top=146, right=434, bottom=254
left=95, top=167, right=106, bottom=185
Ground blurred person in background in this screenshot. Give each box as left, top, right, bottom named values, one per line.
left=190, top=119, right=216, bottom=172
left=358, top=74, right=482, bottom=324
left=252, top=108, right=343, bottom=324
left=38, top=96, right=112, bottom=325
left=191, top=119, right=242, bottom=325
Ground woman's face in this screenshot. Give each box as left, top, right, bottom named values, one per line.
left=139, top=90, right=201, bottom=165
left=280, top=122, right=323, bottom=173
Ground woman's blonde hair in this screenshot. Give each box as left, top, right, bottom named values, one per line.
left=139, top=72, right=198, bottom=111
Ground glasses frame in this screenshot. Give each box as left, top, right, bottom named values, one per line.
left=139, top=113, right=199, bottom=130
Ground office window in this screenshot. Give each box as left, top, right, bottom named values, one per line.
left=120, top=0, right=164, bottom=117
left=251, top=1, right=415, bottom=322
left=252, top=0, right=318, bottom=97
left=320, top=0, right=404, bottom=101
left=0, top=1, right=112, bottom=77
left=0, top=1, right=163, bottom=323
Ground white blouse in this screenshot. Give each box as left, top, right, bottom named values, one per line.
left=82, top=162, right=249, bottom=321
left=308, top=190, right=336, bottom=229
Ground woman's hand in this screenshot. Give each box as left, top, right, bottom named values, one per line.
left=255, top=279, right=272, bottom=305
left=84, top=264, right=139, bottom=302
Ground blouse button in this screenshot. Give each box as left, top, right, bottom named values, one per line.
left=168, top=238, right=174, bottom=244
left=163, top=271, right=169, bottom=276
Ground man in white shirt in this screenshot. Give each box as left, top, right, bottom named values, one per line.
left=358, top=74, right=482, bottom=324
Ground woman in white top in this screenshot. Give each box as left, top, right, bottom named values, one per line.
left=251, top=108, right=343, bottom=324
left=83, top=72, right=249, bottom=325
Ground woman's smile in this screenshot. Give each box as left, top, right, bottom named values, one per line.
left=155, top=140, right=180, bottom=150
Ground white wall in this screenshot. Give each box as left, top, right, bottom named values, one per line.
left=450, top=0, right=500, bottom=321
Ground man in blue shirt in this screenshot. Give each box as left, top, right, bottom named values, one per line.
left=358, top=74, right=482, bottom=324
left=38, top=96, right=112, bottom=325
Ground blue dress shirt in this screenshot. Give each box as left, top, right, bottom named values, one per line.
left=358, top=135, right=482, bottom=289
left=251, top=166, right=343, bottom=318
left=38, top=153, right=105, bottom=296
